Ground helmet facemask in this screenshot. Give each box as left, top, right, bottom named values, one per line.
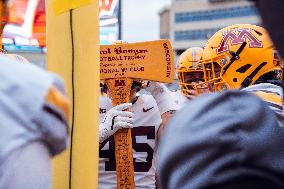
left=177, top=67, right=209, bottom=96
left=202, top=53, right=231, bottom=92
left=177, top=47, right=211, bottom=96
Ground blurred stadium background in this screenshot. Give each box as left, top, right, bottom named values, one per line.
left=2, top=0, right=120, bottom=68
left=159, top=0, right=260, bottom=89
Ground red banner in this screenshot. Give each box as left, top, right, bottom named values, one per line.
left=3, top=0, right=46, bottom=47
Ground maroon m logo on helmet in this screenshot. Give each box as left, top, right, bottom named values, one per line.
left=217, top=28, right=263, bottom=54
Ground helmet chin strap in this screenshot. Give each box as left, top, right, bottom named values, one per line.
left=222, top=42, right=247, bottom=74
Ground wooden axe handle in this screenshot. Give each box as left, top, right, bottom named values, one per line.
left=105, top=78, right=135, bottom=189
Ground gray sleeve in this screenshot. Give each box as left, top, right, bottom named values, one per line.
left=0, top=142, right=51, bottom=189
left=158, top=91, right=284, bottom=189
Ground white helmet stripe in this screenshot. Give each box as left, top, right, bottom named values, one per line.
left=192, top=48, right=198, bottom=68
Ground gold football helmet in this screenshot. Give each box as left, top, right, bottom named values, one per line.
left=177, top=47, right=207, bottom=96
left=202, top=24, right=283, bottom=92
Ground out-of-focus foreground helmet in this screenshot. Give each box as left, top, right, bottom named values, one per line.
left=202, top=24, right=283, bottom=92
left=177, top=47, right=206, bottom=96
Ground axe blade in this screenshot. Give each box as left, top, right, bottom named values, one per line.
left=100, top=39, right=175, bottom=83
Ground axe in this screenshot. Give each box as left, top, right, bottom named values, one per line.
left=100, top=39, right=174, bottom=189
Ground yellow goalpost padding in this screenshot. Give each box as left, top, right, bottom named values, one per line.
left=46, top=0, right=99, bottom=188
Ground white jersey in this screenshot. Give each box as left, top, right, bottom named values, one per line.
left=242, top=83, right=283, bottom=126
left=99, top=94, right=162, bottom=189
left=171, top=90, right=189, bottom=110
left=173, top=83, right=283, bottom=113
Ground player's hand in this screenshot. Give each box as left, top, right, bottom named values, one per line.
left=185, top=83, right=210, bottom=100
left=185, top=89, right=198, bottom=100
left=99, top=103, right=134, bottom=144
left=143, top=81, right=179, bottom=114
left=143, top=81, right=167, bottom=95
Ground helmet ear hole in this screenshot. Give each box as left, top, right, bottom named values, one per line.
left=233, top=78, right=238, bottom=82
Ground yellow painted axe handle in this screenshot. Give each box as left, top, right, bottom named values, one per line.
left=105, top=78, right=135, bottom=189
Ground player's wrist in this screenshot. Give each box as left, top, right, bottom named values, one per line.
left=146, top=83, right=179, bottom=114
left=145, top=82, right=169, bottom=97
left=157, top=98, right=179, bottom=115
left=99, top=124, right=111, bottom=144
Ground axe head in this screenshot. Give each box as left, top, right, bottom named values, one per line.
left=100, top=39, right=175, bottom=83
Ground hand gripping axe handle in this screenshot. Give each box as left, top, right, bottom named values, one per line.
left=100, top=39, right=174, bottom=189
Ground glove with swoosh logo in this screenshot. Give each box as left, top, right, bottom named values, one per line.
left=99, top=103, right=134, bottom=144
left=144, top=81, right=179, bottom=114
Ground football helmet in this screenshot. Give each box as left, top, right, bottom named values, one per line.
left=177, top=47, right=207, bottom=96
left=202, top=24, right=283, bottom=92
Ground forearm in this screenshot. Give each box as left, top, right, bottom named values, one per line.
left=157, top=110, right=177, bottom=144
left=155, top=110, right=176, bottom=189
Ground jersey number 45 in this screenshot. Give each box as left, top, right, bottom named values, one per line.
left=99, top=126, right=155, bottom=172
